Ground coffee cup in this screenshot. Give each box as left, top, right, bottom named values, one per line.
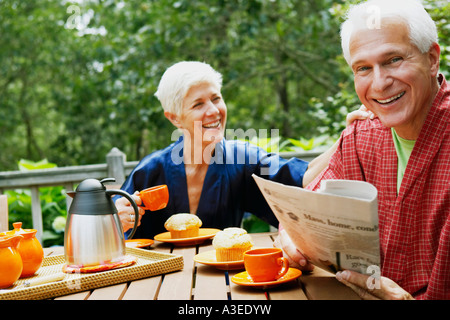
left=244, top=248, right=289, bottom=282
left=138, top=185, right=169, bottom=211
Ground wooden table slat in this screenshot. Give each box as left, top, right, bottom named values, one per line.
left=122, top=242, right=172, bottom=300
left=299, top=267, right=360, bottom=300
left=193, top=244, right=229, bottom=300
left=157, top=246, right=196, bottom=300
left=88, top=283, right=128, bottom=300
left=54, top=291, right=91, bottom=300
left=266, top=279, right=308, bottom=300
left=121, top=276, right=161, bottom=300
left=194, top=265, right=229, bottom=300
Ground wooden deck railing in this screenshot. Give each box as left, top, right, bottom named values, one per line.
left=0, top=147, right=321, bottom=241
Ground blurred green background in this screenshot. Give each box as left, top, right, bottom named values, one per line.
left=1, top=0, right=448, bottom=244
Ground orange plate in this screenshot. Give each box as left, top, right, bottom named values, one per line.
left=194, top=250, right=244, bottom=270
left=125, top=239, right=154, bottom=248
left=231, top=268, right=302, bottom=289
left=154, top=228, right=220, bottom=246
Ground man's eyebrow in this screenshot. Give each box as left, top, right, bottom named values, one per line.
left=381, top=50, right=404, bottom=58
left=351, top=50, right=403, bottom=68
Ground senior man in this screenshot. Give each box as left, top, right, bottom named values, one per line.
left=276, top=0, right=449, bottom=300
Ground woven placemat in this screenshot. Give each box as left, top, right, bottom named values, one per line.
left=0, top=247, right=183, bottom=300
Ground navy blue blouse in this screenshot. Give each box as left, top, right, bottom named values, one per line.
left=119, top=137, right=308, bottom=238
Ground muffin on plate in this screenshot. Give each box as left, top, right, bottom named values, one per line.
left=164, top=213, right=202, bottom=239
left=212, top=227, right=253, bottom=262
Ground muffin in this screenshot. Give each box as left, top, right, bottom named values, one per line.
left=212, top=227, right=253, bottom=262
left=164, top=213, right=202, bottom=239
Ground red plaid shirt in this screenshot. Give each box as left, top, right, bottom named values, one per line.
left=307, top=74, right=450, bottom=299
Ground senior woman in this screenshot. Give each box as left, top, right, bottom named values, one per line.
left=116, top=61, right=367, bottom=239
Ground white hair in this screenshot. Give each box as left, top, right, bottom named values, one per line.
left=340, top=0, right=438, bottom=65
left=155, top=61, right=223, bottom=116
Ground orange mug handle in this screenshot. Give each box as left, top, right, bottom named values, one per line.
left=275, top=257, right=289, bottom=280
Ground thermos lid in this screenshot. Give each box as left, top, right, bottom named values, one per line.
left=68, top=178, right=117, bottom=215
left=76, top=178, right=115, bottom=192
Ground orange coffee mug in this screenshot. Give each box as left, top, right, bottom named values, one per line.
left=244, top=248, right=289, bottom=282
left=138, top=185, right=169, bottom=211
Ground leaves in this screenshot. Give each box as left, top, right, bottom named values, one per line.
left=0, top=0, right=448, bottom=171
left=18, top=159, right=57, bottom=171
left=288, top=138, right=315, bottom=151
left=1, top=0, right=447, bottom=237
left=6, top=158, right=67, bottom=246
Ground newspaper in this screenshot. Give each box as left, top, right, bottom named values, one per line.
left=253, top=174, right=380, bottom=274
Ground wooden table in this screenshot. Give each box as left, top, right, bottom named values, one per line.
left=43, top=232, right=359, bottom=301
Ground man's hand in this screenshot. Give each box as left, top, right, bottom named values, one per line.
left=273, top=229, right=314, bottom=272
left=336, top=270, right=414, bottom=300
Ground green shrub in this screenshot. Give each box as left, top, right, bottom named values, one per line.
left=6, top=159, right=67, bottom=247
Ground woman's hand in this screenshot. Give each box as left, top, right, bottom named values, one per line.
left=346, top=105, right=375, bottom=126
left=273, top=229, right=315, bottom=272
left=115, top=191, right=146, bottom=232
left=336, top=270, right=414, bottom=300
left=303, top=105, right=377, bottom=187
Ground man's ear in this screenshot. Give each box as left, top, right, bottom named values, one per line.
left=164, top=111, right=181, bottom=128
left=428, top=42, right=441, bottom=77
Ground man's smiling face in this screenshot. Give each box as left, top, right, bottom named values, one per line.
left=349, top=20, right=440, bottom=139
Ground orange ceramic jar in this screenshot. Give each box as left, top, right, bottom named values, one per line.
left=4, top=222, right=44, bottom=278
left=0, top=234, right=23, bottom=289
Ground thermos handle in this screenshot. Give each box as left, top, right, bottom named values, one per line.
left=106, top=189, right=140, bottom=239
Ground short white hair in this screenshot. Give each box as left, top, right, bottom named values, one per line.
left=155, top=61, right=223, bottom=116
left=340, top=0, right=438, bottom=65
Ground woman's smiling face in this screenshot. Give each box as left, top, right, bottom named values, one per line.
left=349, top=21, right=440, bottom=139
left=176, top=82, right=227, bottom=148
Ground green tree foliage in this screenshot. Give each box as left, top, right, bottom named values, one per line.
left=0, top=0, right=448, bottom=170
